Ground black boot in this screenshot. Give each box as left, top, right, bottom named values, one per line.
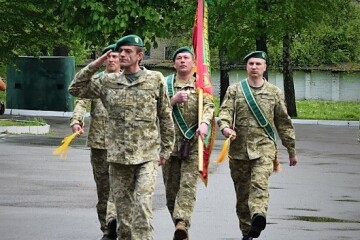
left=107, top=219, right=117, bottom=239
left=242, top=236, right=253, bottom=240
left=248, top=213, right=266, bottom=238
left=100, top=234, right=115, bottom=240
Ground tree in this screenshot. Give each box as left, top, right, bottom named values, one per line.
left=0, top=0, right=91, bottom=66
left=58, top=0, right=196, bottom=50
left=0, top=1, right=54, bottom=64
left=209, top=0, right=360, bottom=115
left=272, top=0, right=357, bottom=116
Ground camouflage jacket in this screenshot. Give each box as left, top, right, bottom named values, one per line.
left=69, top=65, right=175, bottom=164
left=217, top=80, right=296, bottom=160
left=167, top=75, right=215, bottom=157
left=70, top=97, right=108, bottom=149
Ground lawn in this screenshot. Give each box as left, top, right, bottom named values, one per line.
left=214, top=98, right=359, bottom=121
left=295, top=100, right=359, bottom=121
left=0, top=118, right=47, bottom=126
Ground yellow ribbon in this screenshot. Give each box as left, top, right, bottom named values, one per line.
left=53, top=130, right=82, bottom=159
left=215, top=132, right=233, bottom=164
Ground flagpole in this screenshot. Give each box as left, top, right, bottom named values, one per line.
left=195, top=0, right=204, bottom=173
left=198, top=88, right=204, bottom=172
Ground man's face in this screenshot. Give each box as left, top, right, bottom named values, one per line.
left=118, top=46, right=143, bottom=68
left=246, top=58, right=267, bottom=78
left=105, top=52, right=121, bottom=73
left=173, top=52, right=195, bottom=75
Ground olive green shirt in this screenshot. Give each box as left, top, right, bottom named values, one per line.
left=169, top=75, right=215, bottom=157
left=217, top=80, right=296, bottom=160
left=69, top=64, right=175, bottom=164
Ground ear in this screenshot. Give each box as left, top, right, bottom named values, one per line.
left=137, top=51, right=144, bottom=60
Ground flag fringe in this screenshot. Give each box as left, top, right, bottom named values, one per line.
left=199, top=116, right=216, bottom=187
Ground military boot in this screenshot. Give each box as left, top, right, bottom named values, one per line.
left=248, top=213, right=266, bottom=238
left=242, top=236, right=253, bottom=240
left=107, top=219, right=117, bottom=239
left=173, top=220, right=188, bottom=240
left=100, top=234, right=116, bottom=240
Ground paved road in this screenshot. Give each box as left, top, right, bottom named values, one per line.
left=0, top=116, right=359, bottom=240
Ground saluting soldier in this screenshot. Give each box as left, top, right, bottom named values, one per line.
left=217, top=51, right=298, bottom=240
left=69, top=35, right=175, bottom=240
left=70, top=44, right=120, bottom=240
left=162, top=46, right=215, bottom=240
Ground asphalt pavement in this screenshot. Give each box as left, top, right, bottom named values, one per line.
left=0, top=115, right=359, bottom=240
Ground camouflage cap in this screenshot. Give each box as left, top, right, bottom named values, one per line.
left=115, top=35, right=144, bottom=50
left=243, top=51, right=267, bottom=63
left=102, top=43, right=116, bottom=54
left=172, top=46, right=194, bottom=62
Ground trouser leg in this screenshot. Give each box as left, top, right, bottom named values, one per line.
left=90, top=148, right=110, bottom=234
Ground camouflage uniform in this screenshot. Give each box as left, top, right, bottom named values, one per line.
left=217, top=80, right=296, bottom=236
left=69, top=65, right=175, bottom=240
left=70, top=95, right=116, bottom=235
left=162, top=75, right=214, bottom=228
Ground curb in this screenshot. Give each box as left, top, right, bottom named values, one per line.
left=291, top=119, right=359, bottom=127
left=0, top=124, right=50, bottom=134
left=4, top=109, right=89, bottom=118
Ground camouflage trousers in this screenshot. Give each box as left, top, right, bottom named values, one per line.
left=109, top=160, right=158, bottom=240
left=90, top=148, right=116, bottom=234
left=229, top=157, right=273, bottom=235
left=162, top=154, right=198, bottom=228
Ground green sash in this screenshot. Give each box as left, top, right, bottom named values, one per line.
left=240, top=79, right=276, bottom=142
left=166, top=74, right=197, bottom=140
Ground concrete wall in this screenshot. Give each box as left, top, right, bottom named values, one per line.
left=209, top=69, right=360, bottom=101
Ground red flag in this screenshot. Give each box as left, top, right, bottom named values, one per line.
left=192, top=0, right=213, bottom=97
left=192, top=0, right=215, bottom=186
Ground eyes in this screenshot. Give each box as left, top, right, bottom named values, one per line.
left=175, top=56, right=192, bottom=61
left=118, top=48, right=134, bottom=54
left=248, top=62, right=264, bottom=66
left=107, top=53, right=120, bottom=60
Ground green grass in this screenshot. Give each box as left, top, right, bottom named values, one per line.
left=213, top=98, right=358, bottom=121
left=295, top=100, right=359, bottom=121
left=0, top=117, right=47, bottom=126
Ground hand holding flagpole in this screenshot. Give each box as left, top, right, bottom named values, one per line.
left=193, top=0, right=214, bottom=186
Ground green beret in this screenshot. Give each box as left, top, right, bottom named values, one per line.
left=102, top=43, right=116, bottom=54
left=115, top=35, right=144, bottom=50
left=172, top=46, right=194, bottom=62
left=243, top=51, right=267, bottom=63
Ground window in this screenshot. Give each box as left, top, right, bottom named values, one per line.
left=164, top=46, right=178, bottom=60
left=143, top=48, right=150, bottom=60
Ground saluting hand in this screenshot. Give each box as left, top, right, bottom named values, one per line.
left=89, top=50, right=112, bottom=69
